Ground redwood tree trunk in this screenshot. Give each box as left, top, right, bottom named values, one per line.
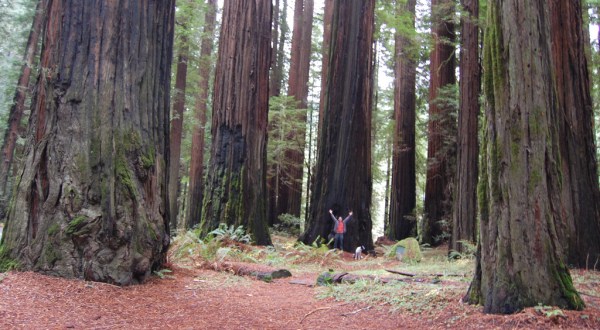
left=201, top=0, right=272, bottom=245
left=450, top=0, right=480, bottom=253
left=466, top=0, right=584, bottom=313
left=186, top=0, right=217, bottom=230
left=281, top=0, right=314, bottom=217
left=422, top=0, right=456, bottom=246
left=388, top=0, right=417, bottom=241
left=299, top=0, right=375, bottom=252
left=549, top=0, right=600, bottom=268
left=168, top=44, right=188, bottom=231
left=0, top=0, right=175, bottom=285
left=0, top=0, right=46, bottom=211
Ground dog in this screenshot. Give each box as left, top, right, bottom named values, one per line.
left=354, top=245, right=365, bottom=260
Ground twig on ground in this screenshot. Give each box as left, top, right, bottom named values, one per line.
left=300, top=307, right=331, bottom=323
left=385, top=269, right=415, bottom=277
left=342, top=306, right=372, bottom=316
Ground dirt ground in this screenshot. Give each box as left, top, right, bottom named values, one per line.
left=1, top=250, right=600, bottom=330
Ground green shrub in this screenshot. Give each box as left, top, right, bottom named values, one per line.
left=209, top=223, right=252, bottom=244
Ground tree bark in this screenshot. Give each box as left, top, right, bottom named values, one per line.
left=467, top=0, right=584, bottom=313
left=0, top=0, right=175, bottom=285
left=388, top=0, right=417, bottom=241
left=299, top=0, right=375, bottom=252
left=185, top=0, right=217, bottom=230
left=549, top=0, right=600, bottom=268
left=0, top=0, right=46, bottom=211
left=422, top=0, right=457, bottom=246
left=450, top=0, right=480, bottom=253
left=201, top=0, right=272, bottom=246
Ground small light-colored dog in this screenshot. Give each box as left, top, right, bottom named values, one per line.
left=354, top=245, right=365, bottom=260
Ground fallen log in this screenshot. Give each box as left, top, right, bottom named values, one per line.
left=316, top=271, right=444, bottom=286
left=208, top=261, right=292, bottom=282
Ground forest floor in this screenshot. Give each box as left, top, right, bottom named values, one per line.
left=1, top=234, right=600, bottom=329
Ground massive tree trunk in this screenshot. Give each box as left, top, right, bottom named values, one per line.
left=185, top=0, right=217, bottom=230
left=299, top=0, right=375, bottom=252
left=168, top=43, right=189, bottom=231
left=0, top=0, right=175, bottom=285
left=0, top=0, right=46, bottom=214
left=549, top=0, right=600, bottom=268
left=388, top=0, right=417, bottom=241
left=201, top=0, right=272, bottom=246
left=422, top=0, right=457, bottom=246
left=466, top=0, right=584, bottom=313
left=450, top=0, right=480, bottom=253
left=281, top=0, right=314, bottom=217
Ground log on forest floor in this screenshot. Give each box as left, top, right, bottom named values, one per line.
left=316, top=271, right=443, bottom=286
left=207, top=261, right=292, bottom=282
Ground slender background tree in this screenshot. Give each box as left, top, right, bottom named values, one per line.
left=186, top=0, right=218, bottom=230
left=388, top=0, right=418, bottom=241
left=450, top=0, right=480, bottom=253
left=422, top=0, right=457, bottom=246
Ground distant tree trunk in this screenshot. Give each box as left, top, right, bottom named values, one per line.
left=0, top=0, right=46, bottom=213
left=388, top=0, right=417, bottom=241
left=267, top=0, right=288, bottom=226
left=281, top=0, right=314, bottom=217
left=466, top=0, right=584, bottom=313
left=0, top=0, right=175, bottom=285
left=450, top=0, right=479, bottom=253
left=549, top=0, right=600, bottom=268
left=185, top=0, right=217, bottom=230
left=168, top=43, right=189, bottom=231
left=201, top=0, right=272, bottom=246
left=422, top=0, right=456, bottom=246
left=299, top=0, right=375, bottom=252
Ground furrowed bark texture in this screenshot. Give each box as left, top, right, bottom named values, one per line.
left=469, top=0, right=584, bottom=313
left=389, top=0, right=417, bottom=241
left=300, top=0, right=375, bottom=252
left=549, top=0, right=600, bottom=268
left=201, top=0, right=272, bottom=245
left=1, top=0, right=175, bottom=285
left=450, top=0, right=480, bottom=253
left=422, top=0, right=456, bottom=246
left=186, top=0, right=217, bottom=230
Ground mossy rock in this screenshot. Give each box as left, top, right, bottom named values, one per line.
left=388, top=237, right=421, bottom=263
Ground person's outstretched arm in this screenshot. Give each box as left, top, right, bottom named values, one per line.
left=343, top=211, right=353, bottom=223
left=329, top=209, right=337, bottom=223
